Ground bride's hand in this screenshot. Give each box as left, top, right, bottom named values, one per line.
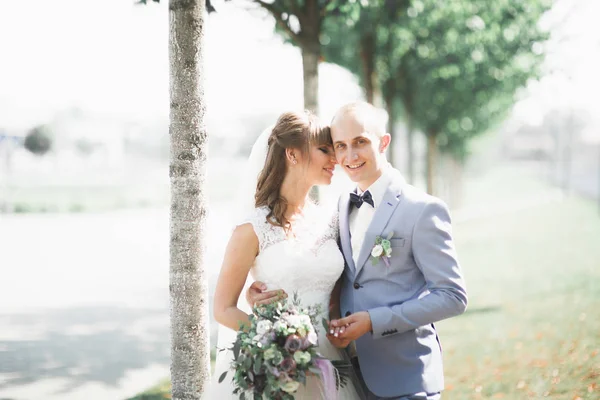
left=246, top=281, right=287, bottom=308
left=327, top=330, right=351, bottom=348
left=326, top=321, right=351, bottom=348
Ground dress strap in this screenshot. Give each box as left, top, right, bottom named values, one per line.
left=240, top=207, right=285, bottom=253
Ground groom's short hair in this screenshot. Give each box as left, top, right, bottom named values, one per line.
left=331, top=102, right=389, bottom=138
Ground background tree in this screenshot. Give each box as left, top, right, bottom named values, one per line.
left=24, top=125, right=53, bottom=156
left=322, top=1, right=414, bottom=173
left=324, top=0, right=550, bottom=193
left=249, top=0, right=361, bottom=114
left=403, top=0, right=551, bottom=194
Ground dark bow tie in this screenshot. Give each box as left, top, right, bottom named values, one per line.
left=349, top=190, right=374, bottom=209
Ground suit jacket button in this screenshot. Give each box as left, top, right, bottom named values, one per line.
left=353, top=282, right=360, bottom=289
left=345, top=311, right=351, bottom=317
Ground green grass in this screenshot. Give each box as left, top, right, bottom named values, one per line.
left=0, top=184, right=169, bottom=213
left=126, top=378, right=172, bottom=400
left=439, top=196, right=600, bottom=399
left=459, top=163, right=560, bottom=210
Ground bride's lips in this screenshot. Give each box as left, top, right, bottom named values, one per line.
left=323, top=167, right=334, bottom=176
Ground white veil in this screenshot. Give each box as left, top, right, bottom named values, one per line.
left=212, top=126, right=273, bottom=376
left=232, top=125, right=273, bottom=224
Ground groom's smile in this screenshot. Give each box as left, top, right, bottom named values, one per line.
left=347, top=162, right=366, bottom=170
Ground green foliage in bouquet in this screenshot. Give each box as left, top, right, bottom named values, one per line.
left=219, top=293, right=351, bottom=400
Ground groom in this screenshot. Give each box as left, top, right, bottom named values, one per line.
left=326, top=101, right=467, bottom=399
left=247, top=101, right=467, bottom=399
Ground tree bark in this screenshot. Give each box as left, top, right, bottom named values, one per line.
left=426, top=133, right=437, bottom=195
left=301, top=45, right=320, bottom=114
left=169, top=1, right=210, bottom=399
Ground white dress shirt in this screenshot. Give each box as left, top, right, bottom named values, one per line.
left=349, top=170, right=392, bottom=266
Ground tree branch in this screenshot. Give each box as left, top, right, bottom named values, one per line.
left=284, top=0, right=307, bottom=25
left=320, top=0, right=333, bottom=18
left=254, top=0, right=302, bottom=44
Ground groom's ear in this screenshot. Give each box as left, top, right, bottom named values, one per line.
left=379, top=134, right=391, bottom=153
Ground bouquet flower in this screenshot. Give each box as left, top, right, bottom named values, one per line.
left=219, top=293, right=349, bottom=399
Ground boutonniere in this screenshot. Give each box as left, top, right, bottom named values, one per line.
left=371, top=231, right=394, bottom=267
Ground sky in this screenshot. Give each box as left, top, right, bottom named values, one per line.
left=511, top=0, right=600, bottom=129
left=0, top=0, right=361, bottom=132
left=0, top=0, right=598, bottom=135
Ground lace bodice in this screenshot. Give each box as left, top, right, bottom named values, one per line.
left=205, top=206, right=362, bottom=400
left=242, top=205, right=343, bottom=309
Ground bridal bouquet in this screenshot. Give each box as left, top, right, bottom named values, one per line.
left=219, top=293, right=349, bottom=399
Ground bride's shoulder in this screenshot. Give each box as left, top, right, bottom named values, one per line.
left=238, top=206, right=271, bottom=229
left=251, top=205, right=270, bottom=220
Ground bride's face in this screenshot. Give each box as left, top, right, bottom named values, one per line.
left=301, top=143, right=337, bottom=186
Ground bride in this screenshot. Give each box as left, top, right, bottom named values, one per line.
left=204, top=111, right=361, bottom=399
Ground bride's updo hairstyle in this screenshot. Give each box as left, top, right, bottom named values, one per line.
left=255, top=111, right=331, bottom=230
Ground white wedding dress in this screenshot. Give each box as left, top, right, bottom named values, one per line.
left=203, top=204, right=361, bottom=400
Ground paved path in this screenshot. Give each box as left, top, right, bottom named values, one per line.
left=0, top=207, right=230, bottom=400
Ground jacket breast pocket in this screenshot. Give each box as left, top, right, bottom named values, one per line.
left=389, top=235, right=412, bottom=268
left=389, top=237, right=406, bottom=248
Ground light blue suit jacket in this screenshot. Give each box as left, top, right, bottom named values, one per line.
left=338, top=168, right=468, bottom=398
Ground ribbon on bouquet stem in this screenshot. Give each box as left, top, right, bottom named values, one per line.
left=314, top=358, right=338, bottom=400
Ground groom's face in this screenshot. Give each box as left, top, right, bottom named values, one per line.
left=331, top=116, right=390, bottom=190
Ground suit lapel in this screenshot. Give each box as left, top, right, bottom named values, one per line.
left=338, top=192, right=355, bottom=275
left=355, top=172, right=406, bottom=277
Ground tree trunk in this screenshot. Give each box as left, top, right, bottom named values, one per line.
left=169, top=1, right=210, bottom=399
left=302, top=44, right=320, bottom=202
left=302, top=1, right=320, bottom=200
left=449, top=155, right=464, bottom=209
left=360, top=33, right=376, bottom=105
left=403, top=93, right=415, bottom=185
left=405, top=112, right=415, bottom=184
left=384, top=90, right=396, bottom=167
left=301, top=0, right=321, bottom=114
left=360, top=35, right=383, bottom=106
left=301, top=46, right=320, bottom=114
left=426, top=134, right=437, bottom=195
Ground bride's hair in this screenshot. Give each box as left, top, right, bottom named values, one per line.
left=255, top=111, right=331, bottom=230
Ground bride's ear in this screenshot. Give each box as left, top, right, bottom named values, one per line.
left=285, top=148, right=298, bottom=165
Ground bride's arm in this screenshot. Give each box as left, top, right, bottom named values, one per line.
left=328, top=277, right=342, bottom=321
left=213, top=223, right=259, bottom=332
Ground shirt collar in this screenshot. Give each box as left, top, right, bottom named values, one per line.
left=356, top=166, right=392, bottom=208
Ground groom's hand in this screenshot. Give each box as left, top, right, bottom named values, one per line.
left=330, top=311, right=373, bottom=341
left=246, top=281, right=287, bottom=308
